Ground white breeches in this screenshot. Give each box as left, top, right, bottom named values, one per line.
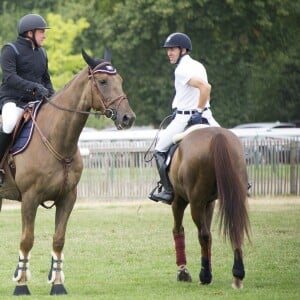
left=155, top=108, right=221, bottom=153
left=202, top=108, right=221, bottom=127
left=1, top=102, right=24, bottom=133
left=155, top=114, right=190, bottom=152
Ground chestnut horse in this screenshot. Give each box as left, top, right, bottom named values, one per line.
left=0, top=49, right=135, bottom=295
left=169, top=126, right=251, bottom=289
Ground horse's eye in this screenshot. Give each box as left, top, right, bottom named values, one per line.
left=99, top=79, right=107, bottom=85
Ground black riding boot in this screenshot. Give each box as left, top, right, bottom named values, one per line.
left=148, top=151, right=174, bottom=205
left=0, top=130, right=12, bottom=184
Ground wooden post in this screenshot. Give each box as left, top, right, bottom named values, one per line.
left=290, top=139, right=299, bottom=195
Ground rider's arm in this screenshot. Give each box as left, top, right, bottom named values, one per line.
left=188, top=76, right=211, bottom=111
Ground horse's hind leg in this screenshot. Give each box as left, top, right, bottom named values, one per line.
left=48, top=190, right=76, bottom=295
left=172, top=199, right=192, bottom=282
left=191, top=201, right=215, bottom=285
left=232, top=248, right=245, bottom=289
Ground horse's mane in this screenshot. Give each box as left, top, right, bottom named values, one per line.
left=53, top=68, right=87, bottom=98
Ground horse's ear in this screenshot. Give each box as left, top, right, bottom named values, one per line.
left=82, top=48, right=98, bottom=69
left=104, top=47, right=111, bottom=62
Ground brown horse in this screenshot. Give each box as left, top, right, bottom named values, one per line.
left=0, top=49, right=135, bottom=295
left=169, top=126, right=251, bottom=289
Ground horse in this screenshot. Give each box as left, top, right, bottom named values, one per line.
left=169, top=126, right=251, bottom=289
left=0, top=49, right=136, bottom=295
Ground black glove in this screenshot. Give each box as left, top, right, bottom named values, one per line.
left=33, top=84, right=49, bottom=99
left=187, top=111, right=202, bottom=127
left=171, top=109, right=177, bottom=120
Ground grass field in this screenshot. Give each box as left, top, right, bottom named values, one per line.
left=0, top=197, right=299, bottom=299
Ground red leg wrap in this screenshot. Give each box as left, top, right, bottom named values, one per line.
left=173, top=232, right=186, bottom=266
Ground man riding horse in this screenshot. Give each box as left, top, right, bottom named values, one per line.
left=148, top=32, right=220, bottom=205
left=0, top=14, right=54, bottom=183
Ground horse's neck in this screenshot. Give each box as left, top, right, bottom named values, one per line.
left=38, top=68, right=91, bottom=155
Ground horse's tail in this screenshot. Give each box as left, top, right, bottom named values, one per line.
left=211, top=133, right=251, bottom=249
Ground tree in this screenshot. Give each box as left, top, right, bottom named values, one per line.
left=0, top=0, right=299, bottom=128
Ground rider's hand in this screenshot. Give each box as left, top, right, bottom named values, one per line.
left=171, top=109, right=177, bottom=120
left=187, top=111, right=202, bottom=126
left=33, top=84, right=49, bottom=99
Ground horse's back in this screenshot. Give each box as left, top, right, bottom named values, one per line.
left=170, top=127, right=246, bottom=199
left=177, top=127, right=244, bottom=163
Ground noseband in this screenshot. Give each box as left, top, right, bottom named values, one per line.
left=88, top=62, right=127, bottom=120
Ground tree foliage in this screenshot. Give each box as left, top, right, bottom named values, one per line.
left=0, top=0, right=299, bottom=128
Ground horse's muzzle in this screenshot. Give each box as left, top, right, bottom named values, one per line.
left=116, top=111, right=136, bottom=130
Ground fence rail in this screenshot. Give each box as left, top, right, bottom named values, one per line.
left=77, top=137, right=300, bottom=200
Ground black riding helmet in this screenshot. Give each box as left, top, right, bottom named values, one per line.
left=17, top=14, right=50, bottom=48
left=162, top=32, right=192, bottom=51
left=162, top=32, right=192, bottom=64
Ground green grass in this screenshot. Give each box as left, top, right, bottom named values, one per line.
left=0, top=198, right=299, bottom=299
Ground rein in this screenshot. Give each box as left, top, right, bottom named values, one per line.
left=29, top=109, right=72, bottom=208
left=144, top=114, right=172, bottom=163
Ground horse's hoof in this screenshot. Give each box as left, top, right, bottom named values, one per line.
left=50, top=284, right=68, bottom=295
left=177, top=266, right=192, bottom=282
left=199, top=268, right=212, bottom=284
left=232, top=277, right=243, bottom=289
left=13, top=284, right=31, bottom=295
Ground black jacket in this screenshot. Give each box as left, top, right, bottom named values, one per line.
left=0, top=36, right=54, bottom=109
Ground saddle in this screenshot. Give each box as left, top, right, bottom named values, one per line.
left=0, top=101, right=42, bottom=171
left=165, top=124, right=209, bottom=167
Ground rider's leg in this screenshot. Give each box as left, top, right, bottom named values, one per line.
left=148, top=151, right=173, bottom=204
left=0, top=102, right=23, bottom=182
left=148, top=114, right=188, bottom=204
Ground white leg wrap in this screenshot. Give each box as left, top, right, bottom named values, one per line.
left=48, top=251, right=65, bottom=284
left=12, top=250, right=31, bottom=282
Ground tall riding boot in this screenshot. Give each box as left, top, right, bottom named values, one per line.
left=0, top=130, right=13, bottom=184
left=148, top=151, right=174, bottom=205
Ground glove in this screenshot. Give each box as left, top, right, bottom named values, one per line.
left=187, top=111, right=202, bottom=127
left=171, top=109, right=177, bottom=120
left=33, top=84, right=49, bottom=99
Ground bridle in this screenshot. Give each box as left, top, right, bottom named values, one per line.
left=87, top=62, right=127, bottom=120
left=44, top=61, right=127, bottom=121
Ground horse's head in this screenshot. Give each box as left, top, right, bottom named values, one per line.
left=82, top=49, right=136, bottom=129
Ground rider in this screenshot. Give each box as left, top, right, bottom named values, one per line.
left=0, top=13, right=54, bottom=182
left=148, top=32, right=220, bottom=205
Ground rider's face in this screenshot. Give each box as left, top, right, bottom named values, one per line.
left=167, top=47, right=181, bottom=64
left=166, top=47, right=187, bottom=64
left=34, top=29, right=46, bottom=47
left=27, top=29, right=46, bottom=47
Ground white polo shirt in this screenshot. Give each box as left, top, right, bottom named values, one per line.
left=172, top=54, right=209, bottom=110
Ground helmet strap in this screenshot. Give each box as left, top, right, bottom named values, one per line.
left=176, top=48, right=187, bottom=64
left=26, top=30, right=39, bottom=48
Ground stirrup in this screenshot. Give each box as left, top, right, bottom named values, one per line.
left=148, top=182, right=163, bottom=202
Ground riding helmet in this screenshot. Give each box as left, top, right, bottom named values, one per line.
left=162, top=33, right=192, bottom=51
left=18, top=14, right=50, bottom=35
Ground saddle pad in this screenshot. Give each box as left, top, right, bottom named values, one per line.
left=11, top=101, right=43, bottom=155
left=172, top=124, right=209, bottom=144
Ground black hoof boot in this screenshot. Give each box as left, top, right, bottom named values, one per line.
left=13, top=285, right=31, bottom=296
left=199, top=257, right=212, bottom=284
left=50, top=284, right=68, bottom=295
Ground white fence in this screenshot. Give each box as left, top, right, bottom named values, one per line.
left=77, top=129, right=300, bottom=200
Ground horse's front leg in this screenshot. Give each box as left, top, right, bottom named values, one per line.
left=13, top=197, right=39, bottom=296
left=48, top=190, right=76, bottom=295
left=172, top=199, right=192, bottom=282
